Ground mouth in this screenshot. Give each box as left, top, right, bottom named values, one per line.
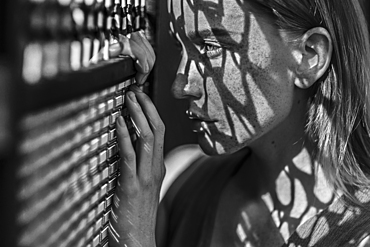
left=185, top=110, right=217, bottom=122
left=186, top=110, right=217, bottom=134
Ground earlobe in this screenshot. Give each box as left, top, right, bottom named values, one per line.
left=294, top=27, right=333, bottom=89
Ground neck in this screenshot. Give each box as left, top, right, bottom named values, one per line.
left=244, top=95, right=312, bottom=192
left=233, top=97, right=336, bottom=240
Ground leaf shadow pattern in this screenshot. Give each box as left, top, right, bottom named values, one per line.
left=169, top=0, right=299, bottom=150
left=166, top=0, right=370, bottom=246
left=284, top=190, right=370, bottom=246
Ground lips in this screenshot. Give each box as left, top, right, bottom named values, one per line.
left=185, top=110, right=217, bottom=122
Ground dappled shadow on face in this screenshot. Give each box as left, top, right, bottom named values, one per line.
left=168, top=0, right=297, bottom=153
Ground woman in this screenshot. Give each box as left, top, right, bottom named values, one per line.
left=109, top=0, right=370, bottom=246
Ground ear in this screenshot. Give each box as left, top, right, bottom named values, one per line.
left=294, top=27, right=332, bottom=89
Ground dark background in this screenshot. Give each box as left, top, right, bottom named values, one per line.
left=151, top=0, right=198, bottom=154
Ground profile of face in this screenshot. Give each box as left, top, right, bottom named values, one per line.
left=167, top=0, right=308, bottom=155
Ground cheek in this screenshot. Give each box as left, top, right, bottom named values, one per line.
left=206, top=53, right=247, bottom=105
left=205, top=49, right=294, bottom=140
left=242, top=43, right=294, bottom=126
left=247, top=38, right=272, bottom=69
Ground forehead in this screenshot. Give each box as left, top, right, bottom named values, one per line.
left=168, top=0, right=247, bottom=35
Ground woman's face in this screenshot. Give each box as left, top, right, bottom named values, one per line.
left=169, top=0, right=297, bottom=155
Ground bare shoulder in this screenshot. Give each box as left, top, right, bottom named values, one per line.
left=160, top=144, right=205, bottom=201
left=358, top=236, right=370, bottom=247
left=156, top=147, right=250, bottom=246
left=156, top=144, right=206, bottom=247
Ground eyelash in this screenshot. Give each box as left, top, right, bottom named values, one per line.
left=201, top=43, right=223, bottom=58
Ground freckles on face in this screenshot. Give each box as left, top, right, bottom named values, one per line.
left=168, top=0, right=295, bottom=155
left=203, top=17, right=293, bottom=153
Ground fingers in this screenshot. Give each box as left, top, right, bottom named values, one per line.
left=107, top=31, right=156, bottom=85
left=119, top=32, right=156, bottom=85
left=134, top=31, right=156, bottom=85
left=130, top=85, right=164, bottom=135
left=117, top=86, right=165, bottom=181
left=135, top=31, right=156, bottom=69
left=124, top=90, right=155, bottom=178
left=116, top=116, right=137, bottom=187
left=130, top=85, right=165, bottom=180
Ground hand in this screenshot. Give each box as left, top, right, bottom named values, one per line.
left=109, top=85, right=165, bottom=247
left=109, top=31, right=156, bottom=85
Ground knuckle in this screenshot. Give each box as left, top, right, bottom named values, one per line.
left=126, top=181, right=140, bottom=196
left=158, top=120, right=165, bottom=133
left=142, top=69, right=150, bottom=75
left=141, top=130, right=154, bottom=142
left=148, top=117, right=165, bottom=136
left=142, top=62, right=150, bottom=74
left=122, top=152, right=136, bottom=163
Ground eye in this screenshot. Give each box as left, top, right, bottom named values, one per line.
left=201, top=43, right=223, bottom=58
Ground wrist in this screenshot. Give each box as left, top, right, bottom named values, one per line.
left=108, top=216, right=157, bottom=247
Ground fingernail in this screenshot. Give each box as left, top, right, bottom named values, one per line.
left=109, top=42, right=123, bottom=57
left=127, top=91, right=137, bottom=103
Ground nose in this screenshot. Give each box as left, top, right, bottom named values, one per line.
left=171, top=53, right=203, bottom=99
